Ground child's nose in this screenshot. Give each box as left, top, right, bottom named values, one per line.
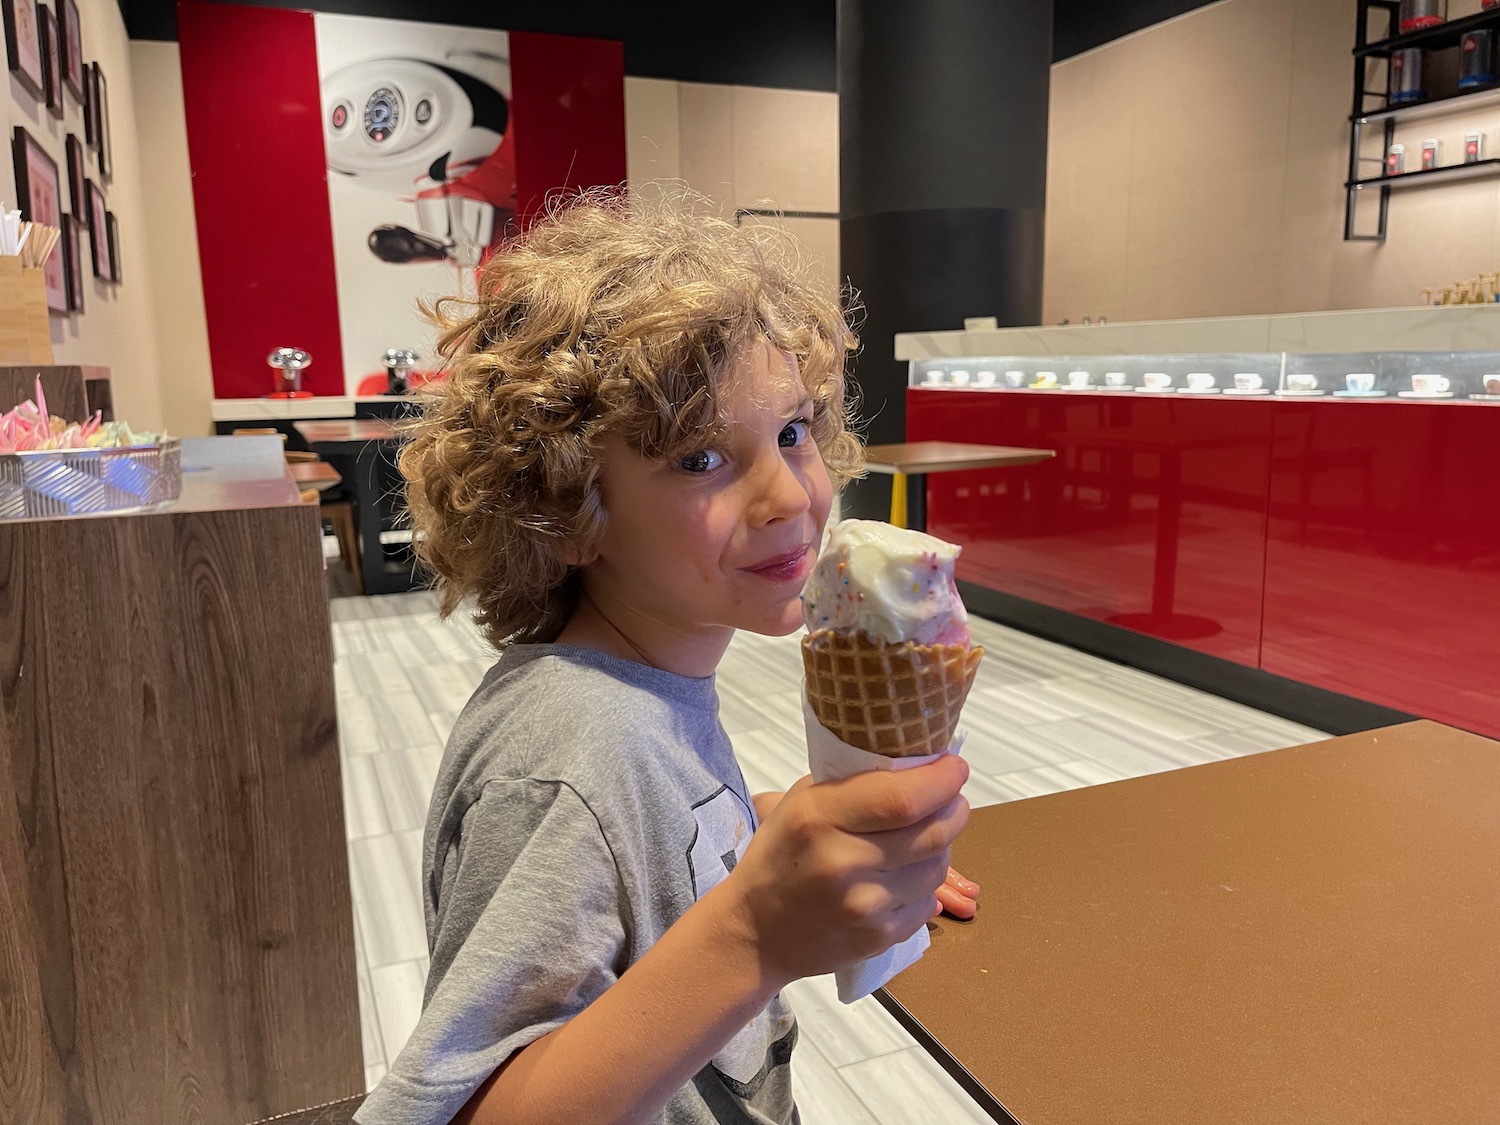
left=749, top=451, right=811, bottom=526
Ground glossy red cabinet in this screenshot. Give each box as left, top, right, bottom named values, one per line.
left=907, top=388, right=1500, bottom=737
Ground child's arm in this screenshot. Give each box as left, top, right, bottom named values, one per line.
left=752, top=790, right=784, bottom=821
left=455, top=754, right=971, bottom=1125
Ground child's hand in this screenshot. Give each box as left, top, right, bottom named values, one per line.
left=719, top=755, right=971, bottom=987
left=934, top=868, right=980, bottom=920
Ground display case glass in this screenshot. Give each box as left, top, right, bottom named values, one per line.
left=910, top=351, right=1500, bottom=400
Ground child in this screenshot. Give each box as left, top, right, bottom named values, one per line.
left=354, top=194, right=973, bottom=1125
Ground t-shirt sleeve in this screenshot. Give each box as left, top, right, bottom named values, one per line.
left=355, top=778, right=629, bottom=1125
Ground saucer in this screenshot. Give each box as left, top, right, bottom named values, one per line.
left=1136, top=386, right=1174, bottom=392
left=1029, top=382, right=1060, bottom=390
left=1333, top=390, right=1387, bottom=398
left=1469, top=393, right=1500, bottom=401
left=1177, top=387, right=1220, bottom=394
left=1060, top=384, right=1096, bottom=390
left=1277, top=389, right=1326, bottom=397
left=1223, top=388, right=1271, bottom=396
left=1398, top=390, right=1454, bottom=399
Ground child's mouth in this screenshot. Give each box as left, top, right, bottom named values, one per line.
left=743, top=544, right=812, bottom=584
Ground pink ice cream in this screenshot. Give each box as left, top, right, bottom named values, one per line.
left=800, top=519, right=971, bottom=647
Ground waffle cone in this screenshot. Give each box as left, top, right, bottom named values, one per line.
left=801, top=630, right=984, bottom=758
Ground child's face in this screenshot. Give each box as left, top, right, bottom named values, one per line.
left=585, top=340, right=834, bottom=646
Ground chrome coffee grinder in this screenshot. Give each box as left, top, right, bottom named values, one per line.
left=267, top=347, right=314, bottom=398
left=383, top=348, right=417, bottom=395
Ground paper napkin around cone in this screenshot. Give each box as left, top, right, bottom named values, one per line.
left=801, top=689, right=968, bottom=1003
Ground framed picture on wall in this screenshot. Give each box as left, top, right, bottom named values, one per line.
left=82, top=58, right=96, bottom=144
left=91, top=61, right=110, bottom=180
left=12, top=127, right=68, bottom=314
left=61, top=213, right=83, bottom=312
left=3, top=0, right=44, bottom=99
left=86, top=178, right=107, bottom=278
left=104, top=210, right=119, bottom=283
left=65, top=133, right=85, bottom=218
left=57, top=0, right=80, bottom=101
left=39, top=3, right=64, bottom=120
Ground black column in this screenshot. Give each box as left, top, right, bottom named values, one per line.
left=838, top=0, right=1051, bottom=520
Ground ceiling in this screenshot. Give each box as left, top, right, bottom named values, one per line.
left=121, top=1, right=1223, bottom=89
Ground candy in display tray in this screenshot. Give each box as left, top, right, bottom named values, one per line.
left=0, top=439, right=183, bottom=520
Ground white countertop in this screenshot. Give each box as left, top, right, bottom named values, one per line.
left=895, top=305, right=1500, bottom=359
left=210, top=395, right=417, bottom=421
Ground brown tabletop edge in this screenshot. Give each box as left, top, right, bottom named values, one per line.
left=872, top=986, right=1022, bottom=1125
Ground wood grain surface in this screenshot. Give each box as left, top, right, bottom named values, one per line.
left=0, top=498, right=362, bottom=1124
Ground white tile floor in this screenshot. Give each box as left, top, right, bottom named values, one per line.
left=330, top=590, right=1327, bottom=1119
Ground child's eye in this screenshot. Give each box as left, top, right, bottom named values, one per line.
left=679, top=449, right=724, bottom=473
left=779, top=419, right=811, bottom=449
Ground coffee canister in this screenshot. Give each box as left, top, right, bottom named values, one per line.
left=1390, top=48, right=1426, bottom=104
left=1460, top=30, right=1497, bottom=88
left=1399, top=0, right=1446, bottom=33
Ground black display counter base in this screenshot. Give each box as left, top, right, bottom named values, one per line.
left=960, top=580, right=1417, bottom=737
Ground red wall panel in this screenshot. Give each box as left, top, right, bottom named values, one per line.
left=1261, top=401, right=1500, bottom=736
left=177, top=1, right=344, bottom=401
left=510, top=31, right=627, bottom=228
left=909, top=389, right=1500, bottom=737
left=907, top=389, right=1273, bottom=667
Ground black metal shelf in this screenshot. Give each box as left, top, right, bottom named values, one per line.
left=1355, top=5, right=1500, bottom=57
left=1347, top=157, right=1500, bottom=191
left=1352, top=82, right=1500, bottom=125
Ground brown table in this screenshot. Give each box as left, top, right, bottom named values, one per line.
left=862, top=441, right=1055, bottom=532
left=294, top=420, right=412, bottom=594
left=289, top=460, right=343, bottom=492
left=877, top=720, right=1500, bottom=1125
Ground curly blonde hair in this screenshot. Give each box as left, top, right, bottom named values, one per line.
left=400, top=191, right=863, bottom=650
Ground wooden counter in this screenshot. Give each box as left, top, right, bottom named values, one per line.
left=0, top=440, right=362, bottom=1125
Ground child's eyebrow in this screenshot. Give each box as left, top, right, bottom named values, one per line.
left=782, top=397, right=814, bottom=418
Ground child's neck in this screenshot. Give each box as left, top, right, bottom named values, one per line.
left=556, top=589, right=731, bottom=679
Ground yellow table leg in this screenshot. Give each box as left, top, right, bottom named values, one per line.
left=889, top=471, right=907, bottom=528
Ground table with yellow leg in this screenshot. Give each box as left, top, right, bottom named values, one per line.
left=862, top=441, right=1055, bottom=533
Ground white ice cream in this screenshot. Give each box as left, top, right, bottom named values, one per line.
left=800, top=519, right=970, bottom=647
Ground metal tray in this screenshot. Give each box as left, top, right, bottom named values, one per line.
left=0, top=438, right=182, bottom=520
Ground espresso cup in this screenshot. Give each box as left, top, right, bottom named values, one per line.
left=975, top=370, right=997, bottom=387
left=1068, top=370, right=1091, bottom=388
left=1034, top=371, right=1059, bottom=388
left=1105, top=371, right=1128, bottom=387
left=949, top=369, right=971, bottom=387
left=1143, top=372, right=1171, bottom=390
left=1484, top=374, right=1500, bottom=395
left=1346, top=373, right=1376, bottom=393
left=923, top=369, right=944, bottom=385
left=1233, top=372, right=1263, bottom=391
left=1287, top=373, right=1318, bottom=392
left=1187, top=372, right=1215, bottom=391
left=1411, top=373, right=1450, bottom=394
left=1004, top=370, right=1026, bottom=388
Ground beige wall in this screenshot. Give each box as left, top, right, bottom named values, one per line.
left=3, top=0, right=164, bottom=430
left=130, top=40, right=211, bottom=437
left=625, top=76, right=841, bottom=297
left=1044, top=0, right=1500, bottom=324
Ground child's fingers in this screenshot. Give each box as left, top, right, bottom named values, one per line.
left=946, top=867, right=981, bottom=898
left=821, top=755, right=970, bottom=833
left=934, top=881, right=978, bottom=920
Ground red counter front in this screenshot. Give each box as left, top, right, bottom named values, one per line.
left=908, top=388, right=1500, bottom=737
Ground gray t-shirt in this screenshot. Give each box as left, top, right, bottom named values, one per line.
left=355, top=644, right=799, bottom=1125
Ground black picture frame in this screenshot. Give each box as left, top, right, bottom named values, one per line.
left=61, top=213, right=83, bottom=312
left=57, top=0, right=80, bottom=101
left=3, top=0, right=43, bottom=99
left=86, top=178, right=107, bottom=279
left=39, top=3, right=63, bottom=120
left=104, top=210, right=119, bottom=284
left=91, top=61, right=110, bottom=181
left=82, top=57, right=95, bottom=144
left=65, top=133, right=84, bottom=219
left=13, top=126, right=68, bottom=314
